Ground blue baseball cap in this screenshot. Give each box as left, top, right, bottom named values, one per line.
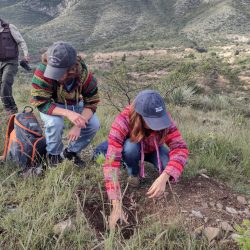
left=44, top=41, right=77, bottom=81
left=134, top=90, right=171, bottom=130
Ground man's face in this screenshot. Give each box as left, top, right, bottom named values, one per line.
left=59, top=67, right=78, bottom=84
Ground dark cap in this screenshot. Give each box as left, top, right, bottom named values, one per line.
left=134, top=90, right=171, bottom=130
left=44, top=41, right=77, bottom=80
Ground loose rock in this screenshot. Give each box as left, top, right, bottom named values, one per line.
left=209, top=202, right=215, bottom=207
left=244, top=208, right=250, bottom=216
left=226, top=207, right=238, bottom=214
left=198, top=169, right=208, bottom=175
left=202, top=202, right=208, bottom=208
left=6, top=204, right=18, bottom=213
left=53, top=218, right=76, bottom=235
left=220, top=221, right=234, bottom=232
left=237, top=196, right=247, bottom=205
left=181, top=210, right=188, bottom=213
left=231, top=233, right=242, bottom=240
left=203, top=227, right=222, bottom=242
left=216, top=203, right=223, bottom=210
left=192, top=210, right=204, bottom=219
left=194, top=225, right=204, bottom=236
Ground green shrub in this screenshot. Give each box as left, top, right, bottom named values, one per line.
left=121, top=53, right=126, bottom=61
left=167, top=85, right=197, bottom=106
left=192, top=94, right=230, bottom=111
left=235, top=220, right=250, bottom=250
left=184, top=53, right=195, bottom=59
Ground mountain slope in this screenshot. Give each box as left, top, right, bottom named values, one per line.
left=0, top=0, right=249, bottom=53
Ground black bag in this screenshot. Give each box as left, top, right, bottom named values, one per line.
left=2, top=106, right=46, bottom=171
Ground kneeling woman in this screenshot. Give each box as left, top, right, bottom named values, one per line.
left=100, top=90, right=188, bottom=229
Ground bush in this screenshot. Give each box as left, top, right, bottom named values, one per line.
left=235, top=220, right=250, bottom=250
left=195, top=47, right=207, bottom=53
left=235, top=50, right=240, bottom=56
left=192, top=94, right=230, bottom=111
left=167, top=85, right=197, bottom=106
left=121, top=53, right=126, bottom=61
left=184, top=53, right=196, bottom=59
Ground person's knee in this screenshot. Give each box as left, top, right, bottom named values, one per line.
left=2, top=69, right=16, bottom=85
left=45, top=116, right=64, bottom=131
left=93, top=141, right=108, bottom=159
left=0, top=76, right=12, bottom=93
left=123, top=139, right=140, bottom=159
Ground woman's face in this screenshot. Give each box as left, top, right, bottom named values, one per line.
left=142, top=118, right=151, bottom=130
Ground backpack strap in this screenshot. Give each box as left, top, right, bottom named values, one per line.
left=31, top=137, right=46, bottom=162
left=14, top=117, right=43, bottom=137
left=23, top=106, right=34, bottom=113
left=2, top=114, right=15, bottom=160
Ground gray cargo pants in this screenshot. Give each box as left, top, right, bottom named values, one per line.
left=0, top=59, right=18, bottom=113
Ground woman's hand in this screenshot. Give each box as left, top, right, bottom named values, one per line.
left=66, top=110, right=87, bottom=128
left=109, top=200, right=128, bottom=230
left=68, top=125, right=81, bottom=142
left=147, top=172, right=170, bottom=199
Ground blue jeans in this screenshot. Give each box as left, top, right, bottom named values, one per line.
left=40, top=103, right=100, bottom=155
left=123, top=139, right=169, bottom=176
left=94, top=139, right=169, bottom=176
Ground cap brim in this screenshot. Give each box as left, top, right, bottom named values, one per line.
left=143, top=113, right=171, bottom=131
left=44, top=65, right=68, bottom=81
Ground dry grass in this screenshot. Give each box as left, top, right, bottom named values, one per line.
left=0, top=48, right=249, bottom=249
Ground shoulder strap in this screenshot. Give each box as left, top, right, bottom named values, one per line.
left=51, top=81, right=58, bottom=102
left=2, top=114, right=15, bottom=159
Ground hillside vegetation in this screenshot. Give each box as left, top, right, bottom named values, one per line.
left=0, top=1, right=250, bottom=248
left=0, top=44, right=249, bottom=249
left=0, top=0, right=250, bottom=54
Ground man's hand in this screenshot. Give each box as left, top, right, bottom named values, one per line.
left=147, top=172, right=170, bottom=199
left=109, top=200, right=128, bottom=230
left=68, top=125, right=81, bottom=142
left=24, top=55, right=30, bottom=62
left=66, top=110, right=87, bottom=128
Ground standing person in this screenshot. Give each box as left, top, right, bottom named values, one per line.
left=30, top=41, right=100, bottom=167
left=97, top=90, right=188, bottom=229
left=0, top=18, right=29, bottom=114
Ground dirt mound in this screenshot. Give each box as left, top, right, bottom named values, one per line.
left=81, top=174, right=249, bottom=245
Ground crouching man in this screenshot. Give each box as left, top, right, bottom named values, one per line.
left=30, top=41, right=100, bottom=167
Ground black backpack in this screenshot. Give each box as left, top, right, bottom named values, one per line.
left=2, top=107, right=46, bottom=171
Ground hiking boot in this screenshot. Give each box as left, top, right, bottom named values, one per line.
left=63, top=148, right=85, bottom=168
left=47, top=154, right=64, bottom=167
left=127, top=175, right=140, bottom=188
